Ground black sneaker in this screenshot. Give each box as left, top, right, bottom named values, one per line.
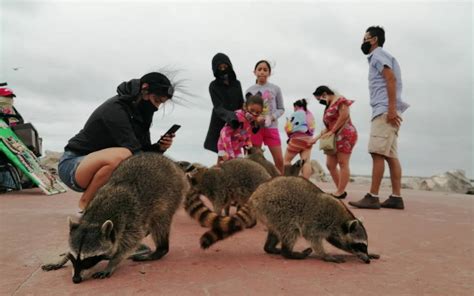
left=349, top=193, right=381, bottom=209
left=331, top=192, right=347, bottom=199
left=381, top=195, right=405, bottom=210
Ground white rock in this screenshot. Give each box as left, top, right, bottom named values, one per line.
left=309, top=160, right=329, bottom=182
left=419, top=170, right=473, bottom=194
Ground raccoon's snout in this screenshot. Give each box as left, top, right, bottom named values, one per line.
left=72, top=275, right=82, bottom=284
left=358, top=254, right=371, bottom=264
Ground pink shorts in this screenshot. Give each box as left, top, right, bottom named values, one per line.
left=250, top=128, right=281, bottom=147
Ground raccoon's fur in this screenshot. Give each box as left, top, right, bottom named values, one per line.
left=283, top=159, right=305, bottom=177
left=200, top=176, right=380, bottom=264
left=246, top=147, right=281, bottom=177
left=184, top=158, right=271, bottom=226
left=41, top=153, right=189, bottom=283
left=247, top=146, right=303, bottom=177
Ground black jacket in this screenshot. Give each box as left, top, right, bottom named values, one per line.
left=65, top=79, right=162, bottom=155
left=203, top=53, right=244, bottom=153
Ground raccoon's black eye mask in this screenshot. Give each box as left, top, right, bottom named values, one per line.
left=68, top=253, right=107, bottom=270
left=350, top=243, right=368, bottom=254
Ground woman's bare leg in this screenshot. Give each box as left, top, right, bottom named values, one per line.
left=326, top=154, right=339, bottom=189
left=75, top=148, right=132, bottom=209
left=268, top=145, right=284, bottom=175
left=335, top=152, right=351, bottom=196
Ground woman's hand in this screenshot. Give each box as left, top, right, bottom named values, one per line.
left=321, top=130, right=334, bottom=139
left=310, top=136, right=320, bottom=144
left=158, top=133, right=175, bottom=151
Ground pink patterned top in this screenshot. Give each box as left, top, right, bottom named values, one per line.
left=217, top=110, right=254, bottom=159
left=323, top=97, right=358, bottom=154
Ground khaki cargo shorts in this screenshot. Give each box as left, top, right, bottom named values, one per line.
left=368, top=113, right=400, bottom=158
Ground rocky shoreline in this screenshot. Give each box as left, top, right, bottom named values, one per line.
left=39, top=151, right=474, bottom=195
left=307, top=160, right=473, bottom=195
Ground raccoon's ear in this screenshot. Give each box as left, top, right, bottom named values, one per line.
left=68, top=217, right=79, bottom=232
left=342, top=220, right=359, bottom=234
left=101, top=220, right=115, bottom=242
left=185, top=164, right=195, bottom=173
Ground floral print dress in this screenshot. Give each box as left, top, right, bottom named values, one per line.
left=323, top=97, right=358, bottom=154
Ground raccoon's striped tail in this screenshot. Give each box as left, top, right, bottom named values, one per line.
left=184, top=188, right=234, bottom=228
left=200, top=204, right=256, bottom=249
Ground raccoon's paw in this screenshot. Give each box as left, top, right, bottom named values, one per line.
left=132, top=254, right=152, bottom=261
left=41, top=264, right=65, bottom=271
left=92, top=270, right=112, bottom=279
left=369, top=253, right=380, bottom=259
left=322, top=254, right=345, bottom=263
left=127, top=244, right=152, bottom=260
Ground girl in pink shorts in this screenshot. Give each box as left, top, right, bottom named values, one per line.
left=245, top=60, right=285, bottom=174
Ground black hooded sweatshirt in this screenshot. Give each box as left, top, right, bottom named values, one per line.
left=65, top=79, right=163, bottom=155
left=203, top=53, right=244, bottom=153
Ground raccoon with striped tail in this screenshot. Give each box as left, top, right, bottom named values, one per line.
left=184, top=158, right=271, bottom=228
left=199, top=176, right=380, bottom=264
left=41, top=153, right=189, bottom=283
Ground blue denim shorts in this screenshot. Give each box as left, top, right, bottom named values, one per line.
left=58, top=150, right=86, bottom=192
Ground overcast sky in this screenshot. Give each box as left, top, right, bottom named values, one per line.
left=1, top=0, right=472, bottom=178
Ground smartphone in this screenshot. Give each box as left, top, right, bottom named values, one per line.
left=159, top=124, right=181, bottom=142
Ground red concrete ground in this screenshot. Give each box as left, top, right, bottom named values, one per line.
left=0, top=184, right=473, bottom=295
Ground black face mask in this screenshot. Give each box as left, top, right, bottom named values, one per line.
left=361, top=41, right=372, bottom=55
left=319, top=99, right=328, bottom=106
left=216, top=68, right=230, bottom=81
left=136, top=99, right=158, bottom=128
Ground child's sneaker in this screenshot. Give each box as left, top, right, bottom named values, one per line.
left=348, top=193, right=381, bottom=209
left=381, top=195, right=405, bottom=210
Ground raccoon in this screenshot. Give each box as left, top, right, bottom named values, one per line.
left=175, top=160, right=206, bottom=173
left=200, top=176, right=380, bottom=264
left=247, top=146, right=303, bottom=177
left=184, top=158, right=271, bottom=226
left=41, top=153, right=189, bottom=283
left=246, top=147, right=281, bottom=177
left=283, top=159, right=305, bottom=177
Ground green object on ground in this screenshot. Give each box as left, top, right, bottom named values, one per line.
left=0, top=123, right=67, bottom=195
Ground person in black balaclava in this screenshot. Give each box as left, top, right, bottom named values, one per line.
left=204, top=53, right=245, bottom=163
left=59, top=72, right=176, bottom=210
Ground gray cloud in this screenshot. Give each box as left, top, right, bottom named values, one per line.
left=2, top=0, right=472, bottom=178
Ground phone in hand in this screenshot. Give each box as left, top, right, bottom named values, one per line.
left=159, top=124, right=181, bottom=143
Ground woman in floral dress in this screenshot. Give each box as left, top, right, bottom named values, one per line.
left=312, top=85, right=358, bottom=199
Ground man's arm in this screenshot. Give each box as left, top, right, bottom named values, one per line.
left=382, top=66, right=402, bottom=127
